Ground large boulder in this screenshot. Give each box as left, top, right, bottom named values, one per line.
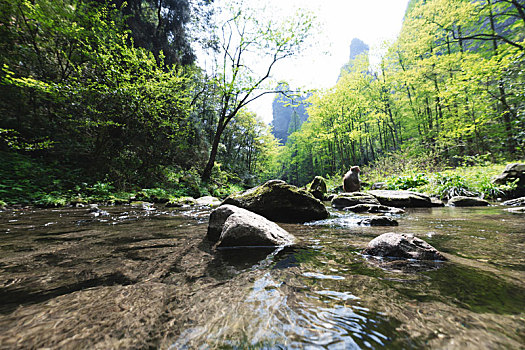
left=207, top=204, right=296, bottom=247
left=363, top=232, right=446, bottom=261
left=368, top=190, right=432, bottom=208
left=307, top=176, right=328, bottom=201
left=222, top=180, right=329, bottom=223
left=448, top=196, right=489, bottom=207
left=208, top=205, right=241, bottom=242
left=331, top=192, right=380, bottom=209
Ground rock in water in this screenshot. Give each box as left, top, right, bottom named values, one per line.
left=331, top=192, right=380, bottom=209
left=222, top=180, right=329, bottom=223
left=448, top=196, right=489, bottom=207
left=368, top=190, right=432, bottom=208
left=218, top=212, right=295, bottom=248
left=207, top=204, right=296, bottom=247
left=430, top=198, right=445, bottom=207
left=308, top=176, right=328, bottom=201
left=357, top=216, right=399, bottom=226
left=207, top=205, right=240, bottom=242
left=363, top=232, right=446, bottom=261
left=502, top=197, right=525, bottom=206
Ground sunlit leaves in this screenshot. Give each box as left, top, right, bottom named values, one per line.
left=275, top=0, right=524, bottom=185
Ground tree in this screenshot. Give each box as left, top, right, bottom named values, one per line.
left=200, top=0, right=314, bottom=181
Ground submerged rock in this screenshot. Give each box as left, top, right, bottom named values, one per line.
left=331, top=192, right=380, bottom=209
left=448, top=196, right=489, bottom=207
left=88, top=204, right=109, bottom=217
left=207, top=204, right=295, bottom=247
left=363, top=232, right=446, bottom=261
left=344, top=204, right=405, bottom=214
left=222, top=180, right=329, bottom=223
left=307, top=176, right=328, bottom=201
left=502, top=197, right=525, bottom=206
left=368, top=190, right=432, bottom=208
left=357, top=216, right=399, bottom=226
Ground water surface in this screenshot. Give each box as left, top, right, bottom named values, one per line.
left=0, top=204, right=523, bottom=348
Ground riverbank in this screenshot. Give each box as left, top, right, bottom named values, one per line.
left=1, top=149, right=522, bottom=209
left=0, top=151, right=245, bottom=208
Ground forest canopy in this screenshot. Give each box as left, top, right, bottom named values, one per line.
left=275, top=0, right=525, bottom=185
left=0, top=0, right=523, bottom=205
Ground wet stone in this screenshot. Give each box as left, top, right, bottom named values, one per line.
left=448, top=196, right=489, bottom=207
left=222, top=180, right=329, bottom=223
left=363, top=232, right=446, bottom=261
left=331, top=192, right=380, bottom=209
left=208, top=204, right=296, bottom=247
left=502, top=197, right=525, bottom=206
left=368, top=190, right=432, bottom=208
left=357, top=216, right=399, bottom=226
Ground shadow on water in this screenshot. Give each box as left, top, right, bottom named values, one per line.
left=0, top=271, right=134, bottom=314
left=394, top=264, right=525, bottom=315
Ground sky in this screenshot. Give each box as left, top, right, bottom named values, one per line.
left=204, top=0, right=410, bottom=124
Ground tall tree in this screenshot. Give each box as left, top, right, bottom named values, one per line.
left=200, top=0, right=314, bottom=181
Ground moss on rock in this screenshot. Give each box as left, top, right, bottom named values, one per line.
left=222, top=180, right=329, bottom=223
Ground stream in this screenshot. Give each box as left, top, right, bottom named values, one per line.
left=0, top=204, right=523, bottom=349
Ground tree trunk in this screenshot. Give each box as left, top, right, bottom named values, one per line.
left=201, top=121, right=224, bottom=181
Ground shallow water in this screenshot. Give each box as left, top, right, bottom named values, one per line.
left=0, top=204, right=523, bottom=349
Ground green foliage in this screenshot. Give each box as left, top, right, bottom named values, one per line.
left=0, top=0, right=286, bottom=202
left=34, top=192, right=68, bottom=208
left=200, top=0, right=315, bottom=180
left=274, top=0, right=524, bottom=186
left=378, top=163, right=516, bottom=200
left=385, top=173, right=429, bottom=191
left=212, top=183, right=245, bottom=198
left=426, top=173, right=475, bottom=199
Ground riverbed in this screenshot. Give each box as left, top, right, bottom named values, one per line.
left=0, top=204, right=523, bottom=348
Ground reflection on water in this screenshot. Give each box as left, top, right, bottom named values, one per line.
left=0, top=204, right=524, bottom=348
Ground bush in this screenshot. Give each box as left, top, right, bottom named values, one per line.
left=419, top=165, right=515, bottom=200
left=35, top=192, right=68, bottom=207
left=385, top=173, right=429, bottom=190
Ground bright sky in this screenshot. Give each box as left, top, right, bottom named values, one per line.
left=206, top=0, right=410, bottom=123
